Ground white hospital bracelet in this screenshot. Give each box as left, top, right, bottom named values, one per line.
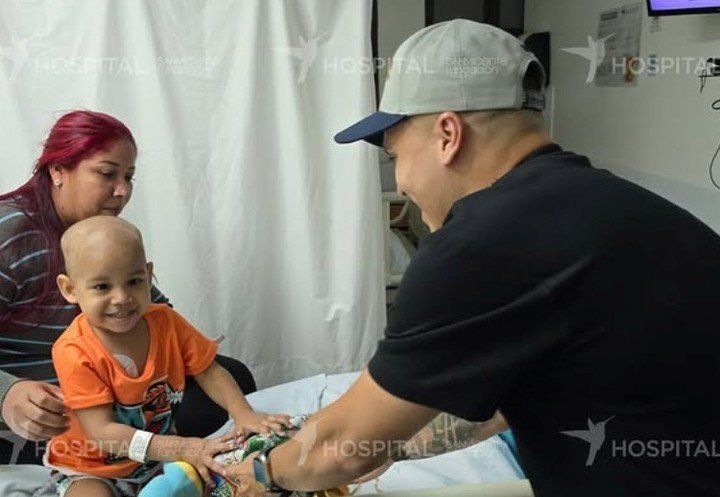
left=128, top=430, right=154, bottom=463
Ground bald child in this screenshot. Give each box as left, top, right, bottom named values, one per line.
left=45, top=216, right=289, bottom=497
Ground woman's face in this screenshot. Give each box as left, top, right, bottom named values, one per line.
left=50, top=139, right=137, bottom=226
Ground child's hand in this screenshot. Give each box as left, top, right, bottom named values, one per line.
left=232, top=411, right=293, bottom=436
left=180, top=434, right=238, bottom=488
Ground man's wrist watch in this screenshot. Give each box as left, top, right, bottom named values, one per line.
left=252, top=446, right=292, bottom=496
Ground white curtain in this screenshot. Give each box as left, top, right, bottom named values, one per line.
left=0, top=0, right=385, bottom=388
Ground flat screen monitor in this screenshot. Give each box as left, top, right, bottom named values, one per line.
left=647, top=0, right=720, bottom=15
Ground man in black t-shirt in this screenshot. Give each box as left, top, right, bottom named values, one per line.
left=228, top=20, right=720, bottom=497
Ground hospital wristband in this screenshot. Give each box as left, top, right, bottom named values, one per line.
left=128, top=429, right=154, bottom=463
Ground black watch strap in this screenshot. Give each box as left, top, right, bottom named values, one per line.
left=252, top=445, right=292, bottom=495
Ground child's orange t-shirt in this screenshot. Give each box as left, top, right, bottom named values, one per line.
left=47, top=304, right=218, bottom=478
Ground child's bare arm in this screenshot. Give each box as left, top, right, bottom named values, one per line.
left=193, top=361, right=253, bottom=417
left=193, top=361, right=291, bottom=434
left=74, top=405, right=233, bottom=485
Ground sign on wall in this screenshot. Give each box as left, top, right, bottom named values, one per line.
left=595, top=3, right=643, bottom=87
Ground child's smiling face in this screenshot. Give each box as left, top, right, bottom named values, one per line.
left=57, top=216, right=153, bottom=335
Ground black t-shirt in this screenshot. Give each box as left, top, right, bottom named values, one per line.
left=368, top=144, right=720, bottom=497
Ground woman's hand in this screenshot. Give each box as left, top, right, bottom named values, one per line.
left=0, top=380, right=69, bottom=441
left=232, top=411, right=293, bottom=436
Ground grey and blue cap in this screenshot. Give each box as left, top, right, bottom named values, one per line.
left=334, top=19, right=546, bottom=146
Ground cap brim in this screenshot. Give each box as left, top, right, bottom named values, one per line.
left=334, top=112, right=407, bottom=147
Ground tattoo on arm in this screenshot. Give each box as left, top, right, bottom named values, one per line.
left=392, top=411, right=508, bottom=461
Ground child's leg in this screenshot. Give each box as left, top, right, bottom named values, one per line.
left=60, top=477, right=116, bottom=497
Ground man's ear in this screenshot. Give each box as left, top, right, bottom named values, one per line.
left=436, top=112, right=464, bottom=166
left=56, top=274, right=78, bottom=304
left=146, top=262, right=154, bottom=281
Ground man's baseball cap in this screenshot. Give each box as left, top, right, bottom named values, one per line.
left=334, top=19, right=546, bottom=147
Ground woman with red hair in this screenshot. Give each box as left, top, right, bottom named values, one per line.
left=0, top=110, right=254, bottom=464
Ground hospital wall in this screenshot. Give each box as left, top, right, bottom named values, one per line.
left=525, top=0, right=720, bottom=233
left=377, top=0, right=425, bottom=191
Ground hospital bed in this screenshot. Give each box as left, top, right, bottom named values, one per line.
left=0, top=372, right=532, bottom=497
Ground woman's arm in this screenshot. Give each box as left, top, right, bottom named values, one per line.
left=0, top=231, right=20, bottom=421
left=0, top=378, right=69, bottom=439
left=0, top=227, right=69, bottom=438
left=150, top=285, right=171, bottom=306
left=0, top=370, right=21, bottom=428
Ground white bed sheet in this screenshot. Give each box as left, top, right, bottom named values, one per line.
left=0, top=464, right=53, bottom=497
left=0, top=372, right=525, bottom=497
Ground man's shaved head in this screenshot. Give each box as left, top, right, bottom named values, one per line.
left=60, top=216, right=146, bottom=278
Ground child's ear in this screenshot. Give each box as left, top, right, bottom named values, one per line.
left=146, top=261, right=154, bottom=280
left=56, top=274, right=78, bottom=304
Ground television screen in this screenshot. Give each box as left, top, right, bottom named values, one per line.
left=647, top=0, right=720, bottom=15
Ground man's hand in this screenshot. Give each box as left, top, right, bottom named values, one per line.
left=216, top=453, right=267, bottom=497
left=352, top=458, right=393, bottom=483
left=232, top=411, right=293, bottom=436
left=222, top=456, right=256, bottom=482
left=217, top=471, right=265, bottom=497
left=1, top=381, right=69, bottom=441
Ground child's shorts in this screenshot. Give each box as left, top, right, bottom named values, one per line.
left=49, top=463, right=161, bottom=497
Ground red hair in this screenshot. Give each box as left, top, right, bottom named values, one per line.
left=0, top=110, right=136, bottom=325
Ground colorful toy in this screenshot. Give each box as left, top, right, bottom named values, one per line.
left=139, top=460, right=203, bottom=497
left=139, top=415, right=350, bottom=497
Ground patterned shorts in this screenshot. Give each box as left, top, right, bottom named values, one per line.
left=50, top=463, right=161, bottom=497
